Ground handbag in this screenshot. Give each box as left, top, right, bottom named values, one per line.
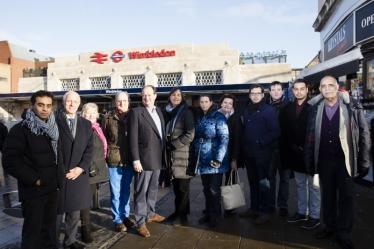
left=220, top=170, right=246, bottom=210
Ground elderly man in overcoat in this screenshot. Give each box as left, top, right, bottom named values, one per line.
left=305, top=76, right=370, bottom=249
left=128, top=85, right=166, bottom=237
left=55, top=91, right=93, bottom=249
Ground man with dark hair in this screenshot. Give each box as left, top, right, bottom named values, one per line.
left=279, top=79, right=321, bottom=229
left=305, top=76, right=370, bottom=249
left=2, top=90, right=64, bottom=249
left=239, top=84, right=280, bottom=225
left=267, top=81, right=290, bottom=216
left=128, top=85, right=166, bottom=237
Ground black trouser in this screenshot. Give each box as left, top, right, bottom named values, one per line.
left=21, top=190, right=59, bottom=249
left=318, top=158, right=354, bottom=239
left=172, top=178, right=190, bottom=216
left=80, top=183, right=99, bottom=224
left=201, top=173, right=223, bottom=219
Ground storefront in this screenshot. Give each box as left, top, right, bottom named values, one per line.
left=298, top=0, right=374, bottom=184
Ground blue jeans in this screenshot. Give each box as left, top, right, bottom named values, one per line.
left=245, top=156, right=271, bottom=214
left=108, top=166, right=135, bottom=224
left=201, top=173, right=223, bottom=219
left=269, top=149, right=290, bottom=208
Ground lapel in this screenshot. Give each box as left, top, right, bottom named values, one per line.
left=141, top=106, right=161, bottom=138
left=57, top=111, right=74, bottom=142
left=156, top=107, right=165, bottom=137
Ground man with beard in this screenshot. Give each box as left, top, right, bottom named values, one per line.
left=2, top=90, right=63, bottom=249
left=279, top=79, right=321, bottom=229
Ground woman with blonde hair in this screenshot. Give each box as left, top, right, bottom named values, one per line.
left=80, top=103, right=109, bottom=243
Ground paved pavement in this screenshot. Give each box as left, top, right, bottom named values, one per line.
left=1, top=167, right=374, bottom=249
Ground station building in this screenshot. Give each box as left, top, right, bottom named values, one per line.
left=0, top=41, right=293, bottom=122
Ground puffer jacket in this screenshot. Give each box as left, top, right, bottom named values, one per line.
left=193, top=104, right=229, bottom=174
left=163, top=103, right=195, bottom=179
left=102, top=111, right=131, bottom=167
left=304, top=92, right=371, bottom=177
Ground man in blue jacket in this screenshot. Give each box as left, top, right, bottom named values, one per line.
left=239, top=84, right=280, bottom=225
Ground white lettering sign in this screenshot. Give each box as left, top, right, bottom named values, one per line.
left=327, top=25, right=346, bottom=52
left=361, top=13, right=374, bottom=28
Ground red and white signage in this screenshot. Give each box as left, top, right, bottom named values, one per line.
left=129, top=49, right=176, bottom=59
left=90, top=49, right=176, bottom=64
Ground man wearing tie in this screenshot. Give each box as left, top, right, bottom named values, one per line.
left=55, top=91, right=93, bottom=249
left=128, top=85, right=166, bottom=237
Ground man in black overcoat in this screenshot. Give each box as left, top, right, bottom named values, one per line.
left=2, top=90, right=64, bottom=249
left=55, top=91, right=93, bottom=249
left=128, top=85, right=166, bottom=237
left=279, top=79, right=321, bottom=229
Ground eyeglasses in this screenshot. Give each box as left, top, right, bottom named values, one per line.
left=250, top=92, right=263, bottom=96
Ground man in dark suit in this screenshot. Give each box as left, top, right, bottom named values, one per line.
left=128, top=85, right=166, bottom=237
left=55, top=91, right=93, bottom=249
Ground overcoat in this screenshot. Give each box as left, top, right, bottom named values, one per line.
left=227, top=112, right=244, bottom=168
left=128, top=105, right=166, bottom=171
left=56, top=111, right=93, bottom=214
left=278, top=99, right=310, bottom=173
left=89, top=132, right=109, bottom=184
left=2, top=120, right=65, bottom=202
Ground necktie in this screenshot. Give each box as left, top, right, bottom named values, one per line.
left=68, top=118, right=74, bottom=132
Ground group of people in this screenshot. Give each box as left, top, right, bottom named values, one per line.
left=1, top=75, right=371, bottom=249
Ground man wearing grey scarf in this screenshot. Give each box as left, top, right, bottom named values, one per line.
left=2, top=90, right=64, bottom=249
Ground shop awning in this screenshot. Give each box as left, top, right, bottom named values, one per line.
left=297, top=48, right=363, bottom=84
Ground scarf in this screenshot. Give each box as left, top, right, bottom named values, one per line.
left=165, top=102, right=185, bottom=134
left=116, top=108, right=130, bottom=130
left=269, top=95, right=285, bottom=107
left=92, top=122, right=107, bottom=158
left=22, top=109, right=59, bottom=163
left=218, top=108, right=235, bottom=120
left=247, top=98, right=265, bottom=114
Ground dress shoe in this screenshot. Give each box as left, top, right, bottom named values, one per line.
left=115, top=222, right=127, bottom=233
left=337, top=237, right=354, bottom=249
left=81, top=224, right=93, bottom=243
left=123, top=217, right=135, bottom=228
left=64, top=241, right=86, bottom=249
left=286, top=212, right=308, bottom=223
left=167, top=212, right=178, bottom=221
left=301, top=218, right=320, bottom=229
left=146, top=213, right=165, bottom=223
left=137, top=225, right=150, bottom=237
left=209, top=219, right=218, bottom=228
left=239, top=209, right=260, bottom=217
left=173, top=215, right=188, bottom=226
left=315, top=228, right=334, bottom=239
left=198, top=216, right=209, bottom=224
left=279, top=208, right=288, bottom=216
left=255, top=213, right=270, bottom=225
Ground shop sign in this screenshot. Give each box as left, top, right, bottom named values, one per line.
left=355, top=0, right=374, bottom=44
left=90, top=51, right=125, bottom=64
left=324, top=15, right=354, bottom=61
left=129, top=49, right=176, bottom=59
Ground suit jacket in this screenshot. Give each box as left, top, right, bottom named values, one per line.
left=128, top=105, right=166, bottom=171
left=56, top=111, right=94, bottom=214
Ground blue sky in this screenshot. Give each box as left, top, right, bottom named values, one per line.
left=0, top=0, right=319, bottom=68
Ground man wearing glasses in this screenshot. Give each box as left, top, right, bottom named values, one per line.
left=239, top=84, right=280, bottom=225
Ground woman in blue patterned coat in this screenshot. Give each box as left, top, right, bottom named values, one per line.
left=194, top=93, right=229, bottom=228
